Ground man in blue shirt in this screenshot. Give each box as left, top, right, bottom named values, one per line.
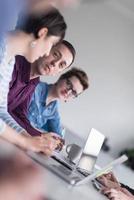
left=29, top=82, right=63, bottom=136
left=28, top=67, right=89, bottom=137
left=9, top=68, right=89, bottom=138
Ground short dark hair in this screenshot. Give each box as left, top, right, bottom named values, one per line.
left=16, top=6, right=67, bottom=41
left=58, top=67, right=89, bottom=91
left=61, top=40, right=76, bottom=66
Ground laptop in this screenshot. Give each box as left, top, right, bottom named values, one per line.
left=27, top=128, right=106, bottom=183
left=27, top=150, right=127, bottom=186
left=52, top=128, right=105, bottom=173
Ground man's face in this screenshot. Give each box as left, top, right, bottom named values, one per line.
left=36, top=43, right=73, bottom=76
left=56, top=76, right=84, bottom=102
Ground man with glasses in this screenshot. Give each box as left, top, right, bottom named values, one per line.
left=66, top=78, right=79, bottom=98
left=9, top=68, right=89, bottom=140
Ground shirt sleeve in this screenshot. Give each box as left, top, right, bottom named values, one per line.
left=9, top=100, right=42, bottom=136
left=45, top=118, right=62, bottom=137
left=0, top=118, right=6, bottom=134
left=0, top=107, right=24, bottom=133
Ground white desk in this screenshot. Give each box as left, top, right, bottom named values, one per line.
left=0, top=133, right=133, bottom=200
left=38, top=130, right=134, bottom=200
left=33, top=150, right=133, bottom=200
left=38, top=161, right=107, bottom=200
left=0, top=139, right=107, bottom=200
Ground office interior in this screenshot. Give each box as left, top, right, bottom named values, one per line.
left=0, top=0, right=134, bottom=199
left=42, top=0, right=134, bottom=188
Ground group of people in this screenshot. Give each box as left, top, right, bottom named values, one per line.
left=0, top=0, right=88, bottom=199
left=0, top=0, right=133, bottom=200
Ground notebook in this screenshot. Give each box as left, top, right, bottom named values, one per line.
left=27, top=128, right=107, bottom=185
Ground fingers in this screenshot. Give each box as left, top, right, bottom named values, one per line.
left=97, top=174, right=121, bottom=190
left=99, top=175, right=133, bottom=200
left=49, top=132, right=65, bottom=143
left=55, top=137, right=65, bottom=151
left=42, top=148, right=53, bottom=157
left=55, top=141, right=64, bottom=151
left=121, top=188, right=134, bottom=197
left=40, top=134, right=62, bottom=152
left=29, top=136, right=55, bottom=153
left=103, top=188, right=118, bottom=197
left=97, top=176, right=107, bottom=187
left=30, top=133, right=65, bottom=156
left=41, top=134, right=59, bottom=149
left=109, top=173, right=119, bottom=184
left=101, top=172, right=118, bottom=184
left=46, top=133, right=65, bottom=151
left=103, top=189, right=127, bottom=200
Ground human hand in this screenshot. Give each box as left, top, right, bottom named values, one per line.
left=24, top=134, right=60, bottom=156
left=103, top=188, right=134, bottom=200
left=49, top=132, right=65, bottom=151
left=97, top=172, right=121, bottom=190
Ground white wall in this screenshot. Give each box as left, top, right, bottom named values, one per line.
left=41, top=0, right=134, bottom=156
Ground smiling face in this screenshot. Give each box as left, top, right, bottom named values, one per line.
left=35, top=42, right=73, bottom=76
left=55, top=76, right=84, bottom=102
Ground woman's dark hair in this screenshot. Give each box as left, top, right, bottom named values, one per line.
left=58, top=67, right=89, bottom=91
left=16, top=6, right=67, bottom=41
left=61, top=40, right=76, bottom=66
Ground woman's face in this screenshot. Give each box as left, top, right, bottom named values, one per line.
left=56, top=76, right=84, bottom=102
left=27, top=28, right=60, bottom=63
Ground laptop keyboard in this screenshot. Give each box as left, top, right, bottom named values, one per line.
left=51, top=155, right=74, bottom=170
left=76, top=168, right=90, bottom=177
left=52, top=164, right=72, bottom=176
left=51, top=155, right=91, bottom=177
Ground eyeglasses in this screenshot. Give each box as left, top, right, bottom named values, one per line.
left=66, top=78, right=78, bottom=98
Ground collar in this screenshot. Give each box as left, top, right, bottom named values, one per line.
left=40, top=84, right=57, bottom=107
left=16, top=56, right=39, bottom=84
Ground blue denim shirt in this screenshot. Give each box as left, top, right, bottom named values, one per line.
left=28, top=82, right=63, bottom=137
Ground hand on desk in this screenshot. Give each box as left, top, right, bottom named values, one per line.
left=97, top=172, right=121, bottom=190
left=50, top=132, right=65, bottom=151
left=103, top=188, right=134, bottom=200
left=24, top=133, right=62, bottom=156
left=97, top=172, right=134, bottom=200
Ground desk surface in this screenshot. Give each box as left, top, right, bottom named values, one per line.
left=0, top=134, right=133, bottom=200
left=45, top=173, right=107, bottom=200
left=34, top=152, right=133, bottom=200
left=0, top=139, right=107, bottom=200
left=39, top=160, right=107, bottom=200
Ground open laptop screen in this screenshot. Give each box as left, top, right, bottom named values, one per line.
left=77, top=128, right=105, bottom=173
